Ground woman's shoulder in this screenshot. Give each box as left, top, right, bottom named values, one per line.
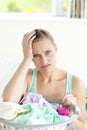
left=72, top=75, right=85, bottom=87
left=72, top=74, right=86, bottom=94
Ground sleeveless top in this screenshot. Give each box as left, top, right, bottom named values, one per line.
left=27, top=68, right=72, bottom=94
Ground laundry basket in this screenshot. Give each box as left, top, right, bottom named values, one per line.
left=0, top=98, right=80, bottom=130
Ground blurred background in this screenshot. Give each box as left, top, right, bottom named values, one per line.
left=0, top=0, right=87, bottom=18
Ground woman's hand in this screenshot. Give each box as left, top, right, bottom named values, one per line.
left=62, top=94, right=77, bottom=107
left=22, top=31, right=36, bottom=62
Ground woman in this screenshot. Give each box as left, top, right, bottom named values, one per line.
left=2, top=29, right=86, bottom=130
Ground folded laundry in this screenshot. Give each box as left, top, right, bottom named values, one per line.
left=0, top=102, right=28, bottom=120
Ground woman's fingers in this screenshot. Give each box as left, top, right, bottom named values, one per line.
left=22, top=31, right=36, bottom=46
left=62, top=94, right=77, bottom=107
left=22, top=31, right=36, bottom=60
left=28, top=35, right=36, bottom=56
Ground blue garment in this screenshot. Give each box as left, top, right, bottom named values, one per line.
left=27, top=68, right=72, bottom=94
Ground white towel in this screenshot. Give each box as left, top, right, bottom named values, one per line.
left=0, top=102, right=28, bottom=120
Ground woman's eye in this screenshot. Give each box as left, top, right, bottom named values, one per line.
left=45, top=50, right=51, bottom=55
left=33, top=54, right=40, bottom=58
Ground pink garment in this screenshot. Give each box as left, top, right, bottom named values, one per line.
left=56, top=106, right=70, bottom=116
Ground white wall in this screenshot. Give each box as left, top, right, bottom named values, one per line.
left=0, top=16, right=87, bottom=64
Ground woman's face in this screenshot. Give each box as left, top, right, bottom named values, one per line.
left=32, top=38, right=57, bottom=71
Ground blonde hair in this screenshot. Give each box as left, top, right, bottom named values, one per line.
left=33, top=29, right=56, bottom=48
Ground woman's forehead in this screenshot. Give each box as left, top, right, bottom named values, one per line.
left=32, top=38, right=54, bottom=51
left=32, top=44, right=54, bottom=54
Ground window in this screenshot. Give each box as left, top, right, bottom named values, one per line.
left=0, top=0, right=87, bottom=18
left=0, top=0, right=51, bottom=14
left=0, top=0, right=71, bottom=18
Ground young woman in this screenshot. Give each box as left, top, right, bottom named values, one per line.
left=2, top=29, right=86, bottom=130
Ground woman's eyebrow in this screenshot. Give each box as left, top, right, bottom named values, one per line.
left=33, top=53, right=40, bottom=56
left=45, top=49, right=52, bottom=52
left=33, top=49, right=52, bottom=55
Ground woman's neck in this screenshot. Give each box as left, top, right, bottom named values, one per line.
left=38, top=67, right=66, bottom=82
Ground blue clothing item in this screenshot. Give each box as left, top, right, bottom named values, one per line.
left=27, top=68, right=72, bottom=94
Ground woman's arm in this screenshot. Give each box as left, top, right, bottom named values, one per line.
left=2, top=59, right=31, bottom=103
left=73, top=119, right=86, bottom=130
left=72, top=76, right=86, bottom=130
left=62, top=76, right=86, bottom=130
left=2, top=31, right=36, bottom=103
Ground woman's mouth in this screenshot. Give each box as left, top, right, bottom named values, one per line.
left=41, top=64, right=51, bottom=69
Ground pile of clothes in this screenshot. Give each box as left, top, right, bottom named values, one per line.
left=0, top=92, right=73, bottom=130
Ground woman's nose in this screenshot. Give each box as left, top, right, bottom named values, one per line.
left=41, top=56, right=48, bottom=64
